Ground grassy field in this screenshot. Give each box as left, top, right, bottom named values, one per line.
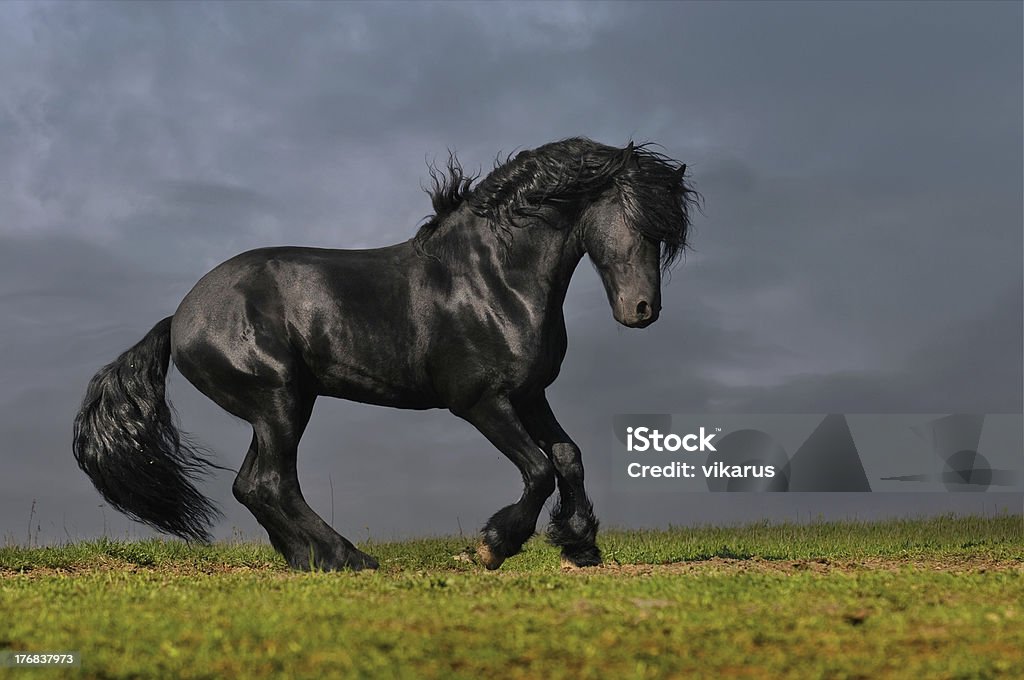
left=1, top=515, right=1021, bottom=679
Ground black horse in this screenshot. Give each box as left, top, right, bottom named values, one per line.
left=73, top=137, right=699, bottom=571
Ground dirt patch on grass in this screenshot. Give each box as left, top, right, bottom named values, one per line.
left=563, top=555, right=1024, bottom=576
left=0, top=558, right=293, bottom=579
left=4, top=555, right=1020, bottom=579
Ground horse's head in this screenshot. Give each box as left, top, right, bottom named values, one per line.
left=581, top=142, right=698, bottom=329
left=583, top=193, right=663, bottom=328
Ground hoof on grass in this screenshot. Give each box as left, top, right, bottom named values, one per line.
left=560, top=548, right=602, bottom=570
left=304, top=550, right=379, bottom=573
left=346, top=551, right=380, bottom=572
left=475, top=542, right=505, bottom=570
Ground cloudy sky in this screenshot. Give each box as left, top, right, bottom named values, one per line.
left=1, top=1, right=1020, bottom=545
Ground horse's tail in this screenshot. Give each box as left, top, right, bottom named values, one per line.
left=72, top=316, right=220, bottom=542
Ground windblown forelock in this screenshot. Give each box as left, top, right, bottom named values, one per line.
left=617, top=147, right=700, bottom=271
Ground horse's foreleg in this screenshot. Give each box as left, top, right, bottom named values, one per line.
left=457, top=396, right=556, bottom=570
left=516, top=395, right=601, bottom=567
left=233, top=393, right=378, bottom=572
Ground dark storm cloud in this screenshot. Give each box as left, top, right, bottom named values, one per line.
left=1, top=1, right=1020, bottom=542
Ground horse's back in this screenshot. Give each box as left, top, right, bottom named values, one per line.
left=170, top=245, right=439, bottom=412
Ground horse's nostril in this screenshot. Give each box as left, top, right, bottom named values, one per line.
left=636, top=300, right=650, bottom=318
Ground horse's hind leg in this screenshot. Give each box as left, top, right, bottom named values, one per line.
left=455, top=395, right=556, bottom=570
left=232, top=390, right=378, bottom=572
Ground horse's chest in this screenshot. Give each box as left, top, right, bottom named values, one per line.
left=502, top=320, right=567, bottom=387
left=431, top=294, right=568, bottom=397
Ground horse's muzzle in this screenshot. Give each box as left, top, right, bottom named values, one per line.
left=615, top=299, right=660, bottom=328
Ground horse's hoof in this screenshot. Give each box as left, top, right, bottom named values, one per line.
left=475, top=542, right=505, bottom=570
left=560, top=548, right=602, bottom=569
left=346, top=551, right=379, bottom=571
left=306, top=550, right=378, bottom=572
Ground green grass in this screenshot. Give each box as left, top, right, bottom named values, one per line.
left=1, top=515, right=1021, bottom=679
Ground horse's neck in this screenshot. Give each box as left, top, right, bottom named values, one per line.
left=429, top=211, right=585, bottom=307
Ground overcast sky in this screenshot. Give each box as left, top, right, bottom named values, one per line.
left=1, top=1, right=1021, bottom=546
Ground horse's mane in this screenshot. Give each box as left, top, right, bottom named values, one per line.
left=414, top=137, right=701, bottom=269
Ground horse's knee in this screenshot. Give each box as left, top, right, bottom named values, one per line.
left=528, top=457, right=556, bottom=499
left=551, top=442, right=583, bottom=480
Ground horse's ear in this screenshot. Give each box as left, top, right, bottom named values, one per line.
left=676, top=164, right=687, bottom=179
left=623, top=141, right=638, bottom=168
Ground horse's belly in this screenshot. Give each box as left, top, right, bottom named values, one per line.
left=299, top=325, right=439, bottom=409
left=313, top=368, right=441, bottom=410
